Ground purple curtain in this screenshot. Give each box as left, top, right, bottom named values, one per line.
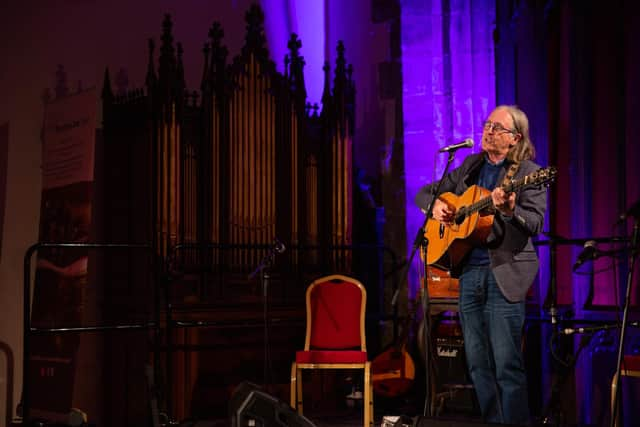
left=402, top=0, right=496, bottom=294
left=496, top=1, right=640, bottom=424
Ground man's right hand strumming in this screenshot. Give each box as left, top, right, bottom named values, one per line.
left=432, top=198, right=455, bottom=224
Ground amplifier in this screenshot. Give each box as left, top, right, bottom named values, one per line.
left=432, top=321, right=478, bottom=415
left=435, top=335, right=469, bottom=386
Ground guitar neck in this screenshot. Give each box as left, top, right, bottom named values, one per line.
left=466, top=179, right=527, bottom=215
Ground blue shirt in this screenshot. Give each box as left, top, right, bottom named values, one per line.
left=466, top=157, right=504, bottom=266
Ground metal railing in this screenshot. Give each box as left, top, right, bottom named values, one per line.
left=22, top=242, right=156, bottom=424
left=20, top=241, right=403, bottom=424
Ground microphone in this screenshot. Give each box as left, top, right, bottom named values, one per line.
left=561, top=327, right=585, bottom=335
left=572, top=240, right=598, bottom=271
left=615, top=198, right=640, bottom=224
left=439, top=138, right=474, bottom=153
left=562, top=324, right=621, bottom=335
left=549, top=306, right=558, bottom=326
left=273, top=238, right=286, bottom=254
left=247, top=238, right=286, bottom=280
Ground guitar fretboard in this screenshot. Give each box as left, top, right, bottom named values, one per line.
left=455, top=172, right=545, bottom=222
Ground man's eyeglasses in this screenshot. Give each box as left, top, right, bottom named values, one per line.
left=483, top=121, right=517, bottom=135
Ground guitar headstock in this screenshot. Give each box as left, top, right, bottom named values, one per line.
left=524, top=166, right=557, bottom=187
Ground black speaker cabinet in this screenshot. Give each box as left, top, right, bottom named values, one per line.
left=433, top=321, right=479, bottom=415
left=434, top=335, right=469, bottom=385
left=229, top=382, right=316, bottom=427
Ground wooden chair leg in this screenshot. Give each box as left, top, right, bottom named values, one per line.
left=364, top=362, right=372, bottom=427
left=290, top=362, right=297, bottom=409
left=369, top=380, right=374, bottom=427
left=611, top=372, right=619, bottom=427
left=296, top=367, right=304, bottom=414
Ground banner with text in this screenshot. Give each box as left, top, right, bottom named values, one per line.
left=30, top=87, right=96, bottom=421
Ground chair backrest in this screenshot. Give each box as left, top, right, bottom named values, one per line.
left=304, top=274, right=367, bottom=351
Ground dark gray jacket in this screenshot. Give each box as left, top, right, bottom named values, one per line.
left=414, top=153, right=547, bottom=302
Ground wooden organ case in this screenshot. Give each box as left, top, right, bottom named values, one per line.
left=99, top=4, right=361, bottom=421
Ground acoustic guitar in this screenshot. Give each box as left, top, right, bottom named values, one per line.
left=422, top=166, right=557, bottom=267
left=371, top=300, right=418, bottom=398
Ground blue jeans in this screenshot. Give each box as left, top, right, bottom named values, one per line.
left=458, top=266, right=529, bottom=425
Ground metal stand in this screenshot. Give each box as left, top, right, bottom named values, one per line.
left=540, top=231, right=563, bottom=426
left=610, top=219, right=639, bottom=427
left=536, top=234, right=631, bottom=425
left=534, top=230, right=636, bottom=426
left=248, top=239, right=285, bottom=389
left=391, top=150, right=456, bottom=418
left=541, top=325, right=593, bottom=426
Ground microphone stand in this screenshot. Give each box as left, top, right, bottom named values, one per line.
left=391, top=150, right=457, bottom=418
left=248, top=240, right=285, bottom=390
left=542, top=232, right=560, bottom=327
left=610, top=218, right=639, bottom=427
left=540, top=230, right=562, bottom=425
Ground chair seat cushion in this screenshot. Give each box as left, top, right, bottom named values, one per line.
left=296, top=350, right=368, bottom=364
left=624, top=354, right=640, bottom=372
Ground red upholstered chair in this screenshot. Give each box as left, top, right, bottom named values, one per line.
left=290, top=274, right=373, bottom=427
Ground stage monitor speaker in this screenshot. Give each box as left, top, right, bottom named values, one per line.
left=229, top=382, right=316, bottom=427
